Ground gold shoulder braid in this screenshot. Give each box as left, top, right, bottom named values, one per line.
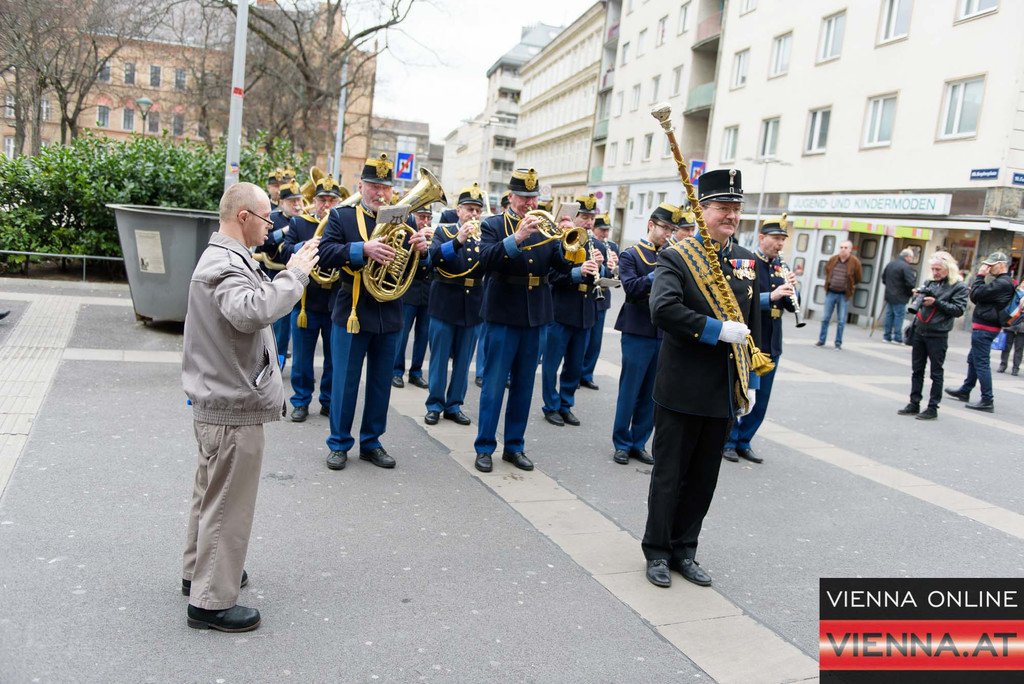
left=651, top=103, right=774, bottom=413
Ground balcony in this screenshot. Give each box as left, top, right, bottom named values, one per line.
left=685, top=82, right=715, bottom=115
left=605, top=22, right=619, bottom=45
left=589, top=166, right=604, bottom=184
left=592, top=118, right=608, bottom=141
left=692, top=11, right=722, bottom=51
left=489, top=170, right=509, bottom=185
left=600, top=68, right=615, bottom=91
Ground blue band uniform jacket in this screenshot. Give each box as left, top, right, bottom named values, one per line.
left=477, top=210, right=573, bottom=328
left=252, top=210, right=291, bottom=278
left=650, top=237, right=762, bottom=418
left=428, top=223, right=484, bottom=327
left=281, top=213, right=333, bottom=314
left=615, top=239, right=661, bottom=338
left=551, top=258, right=598, bottom=330
left=756, top=251, right=794, bottom=358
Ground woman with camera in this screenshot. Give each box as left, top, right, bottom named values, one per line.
left=898, top=251, right=968, bottom=421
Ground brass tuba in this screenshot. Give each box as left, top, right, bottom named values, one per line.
left=362, top=168, right=447, bottom=302
left=300, top=166, right=325, bottom=213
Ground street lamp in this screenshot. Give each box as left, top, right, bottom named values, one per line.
left=744, top=155, right=791, bottom=232
left=135, top=97, right=153, bottom=138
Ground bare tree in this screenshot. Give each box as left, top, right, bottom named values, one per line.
left=0, top=0, right=58, bottom=154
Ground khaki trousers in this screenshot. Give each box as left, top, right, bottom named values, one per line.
left=182, top=422, right=265, bottom=610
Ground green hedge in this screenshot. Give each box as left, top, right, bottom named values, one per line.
left=0, top=132, right=309, bottom=262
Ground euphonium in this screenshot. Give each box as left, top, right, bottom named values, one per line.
left=299, top=166, right=325, bottom=214
left=362, top=168, right=447, bottom=302
left=522, top=209, right=587, bottom=260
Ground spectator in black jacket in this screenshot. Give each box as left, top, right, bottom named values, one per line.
left=897, top=252, right=968, bottom=420
left=881, top=249, right=917, bottom=344
left=945, top=251, right=1016, bottom=412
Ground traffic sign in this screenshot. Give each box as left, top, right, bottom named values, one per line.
left=689, top=159, right=706, bottom=184
left=396, top=152, right=415, bottom=181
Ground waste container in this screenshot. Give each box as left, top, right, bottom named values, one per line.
left=108, top=204, right=219, bottom=323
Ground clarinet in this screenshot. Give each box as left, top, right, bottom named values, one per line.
left=778, top=260, right=806, bottom=328
left=588, top=237, right=606, bottom=302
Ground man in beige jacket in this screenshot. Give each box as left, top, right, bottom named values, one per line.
left=181, top=182, right=319, bottom=632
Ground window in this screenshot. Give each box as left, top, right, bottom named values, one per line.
left=769, top=33, right=792, bottom=77
left=624, top=137, right=634, bottom=164
left=123, top=107, right=134, bottom=131
left=97, top=105, right=110, bottom=128
left=608, top=142, right=618, bottom=166
left=637, top=29, right=647, bottom=56
left=630, top=83, right=641, bottom=111
left=150, top=65, right=161, bottom=87
left=721, top=125, right=738, bottom=162
left=172, top=113, right=184, bottom=137
left=4, top=136, right=14, bottom=159
left=656, top=16, right=668, bottom=46
left=175, top=68, right=186, bottom=91
left=621, top=42, right=630, bottom=65
left=124, top=62, right=135, bottom=85
left=678, top=2, right=690, bottom=33
left=671, top=65, right=683, bottom=96
left=4, top=94, right=14, bottom=119
left=650, top=75, right=661, bottom=103
left=39, top=97, right=51, bottom=122
left=657, top=192, right=667, bottom=206
left=731, top=49, right=749, bottom=88
left=494, top=135, right=516, bottom=149
left=98, top=62, right=110, bottom=82
left=941, top=77, right=983, bottom=138
left=493, top=159, right=514, bottom=172
left=959, top=0, right=996, bottom=19
left=806, top=108, right=830, bottom=153
left=758, top=117, right=779, bottom=158
left=642, top=133, right=653, bottom=160
left=880, top=0, right=912, bottom=42
left=614, top=91, right=624, bottom=116
left=740, top=0, right=757, bottom=13
left=148, top=111, right=160, bottom=133
left=864, top=95, right=897, bottom=146
left=818, top=12, right=845, bottom=61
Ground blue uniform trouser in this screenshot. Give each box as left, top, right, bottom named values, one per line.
left=327, top=324, right=399, bottom=453
left=725, top=356, right=779, bottom=451
left=289, top=308, right=333, bottom=410
left=475, top=322, right=541, bottom=455
left=959, top=328, right=999, bottom=402
left=273, top=314, right=291, bottom=368
left=612, top=334, right=660, bottom=453
left=818, top=290, right=849, bottom=345
left=581, top=308, right=607, bottom=383
left=394, top=303, right=429, bottom=379
left=426, top=319, right=479, bottom=414
left=541, top=321, right=589, bottom=415
left=474, top=325, right=487, bottom=380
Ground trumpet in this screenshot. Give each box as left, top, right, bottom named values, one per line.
left=778, top=260, right=806, bottom=327
left=464, top=218, right=482, bottom=242
left=521, top=209, right=587, bottom=262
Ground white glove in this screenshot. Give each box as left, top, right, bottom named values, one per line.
left=717, top=320, right=750, bottom=344
left=737, top=389, right=757, bottom=418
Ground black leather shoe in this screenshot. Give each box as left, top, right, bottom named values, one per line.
left=290, top=405, right=308, bottom=422
left=544, top=411, right=565, bottom=427
left=736, top=447, right=763, bottom=464
left=965, top=399, right=994, bottom=413
left=474, top=377, right=483, bottom=388
left=670, top=558, right=712, bottom=586
left=613, top=449, right=630, bottom=464
left=646, top=559, right=671, bottom=588
left=408, top=375, right=429, bottom=389
left=998, top=363, right=1007, bottom=373
left=814, top=341, right=825, bottom=347
left=897, top=402, right=920, bottom=415
left=391, top=376, right=404, bottom=388
left=560, top=410, right=580, bottom=426
left=326, top=450, right=348, bottom=470
left=187, top=604, right=261, bottom=632
left=722, top=449, right=740, bottom=462
left=319, top=405, right=330, bottom=417
left=443, top=411, right=471, bottom=425
left=580, top=379, right=599, bottom=390
left=475, top=453, right=493, bottom=473
left=945, top=388, right=970, bottom=402
left=631, top=449, right=655, bottom=465
left=916, top=407, right=938, bottom=420
left=502, top=450, right=534, bottom=471
left=182, top=570, right=248, bottom=596
left=424, top=411, right=440, bottom=425
left=360, top=446, right=396, bottom=468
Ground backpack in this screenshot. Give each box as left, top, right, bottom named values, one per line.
left=1002, top=283, right=1024, bottom=327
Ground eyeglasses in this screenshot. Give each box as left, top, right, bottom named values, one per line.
left=706, top=204, right=744, bottom=216
left=244, top=209, right=274, bottom=227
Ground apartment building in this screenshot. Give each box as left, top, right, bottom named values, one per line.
left=709, top=0, right=1022, bottom=324
left=517, top=3, right=605, bottom=207
left=368, top=116, right=440, bottom=194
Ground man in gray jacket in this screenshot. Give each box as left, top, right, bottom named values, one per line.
left=181, top=182, right=319, bottom=632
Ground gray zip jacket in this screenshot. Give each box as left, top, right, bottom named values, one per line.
left=182, top=232, right=308, bottom=425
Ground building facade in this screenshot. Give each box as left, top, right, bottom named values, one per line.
left=517, top=3, right=605, bottom=208
left=368, top=116, right=437, bottom=194
left=708, top=0, right=1023, bottom=325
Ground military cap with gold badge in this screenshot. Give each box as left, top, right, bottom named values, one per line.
left=675, top=206, right=696, bottom=229
left=458, top=183, right=485, bottom=207
left=280, top=166, right=296, bottom=183
left=759, top=213, right=788, bottom=236
left=361, top=153, right=395, bottom=187
left=267, top=167, right=285, bottom=185
left=508, top=168, right=540, bottom=197
left=594, top=213, right=612, bottom=229
left=537, top=196, right=554, bottom=212
left=650, top=202, right=683, bottom=225
left=278, top=178, right=302, bottom=201
left=573, top=193, right=599, bottom=215
left=314, top=173, right=345, bottom=199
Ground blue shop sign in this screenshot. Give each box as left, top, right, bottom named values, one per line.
left=969, top=168, right=999, bottom=181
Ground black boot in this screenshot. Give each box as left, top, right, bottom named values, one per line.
left=997, top=362, right=1007, bottom=373
left=897, top=402, right=919, bottom=415
left=915, top=406, right=938, bottom=420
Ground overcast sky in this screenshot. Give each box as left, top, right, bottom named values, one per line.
left=371, top=0, right=598, bottom=144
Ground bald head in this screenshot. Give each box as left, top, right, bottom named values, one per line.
left=218, top=182, right=272, bottom=248
left=219, top=182, right=267, bottom=222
